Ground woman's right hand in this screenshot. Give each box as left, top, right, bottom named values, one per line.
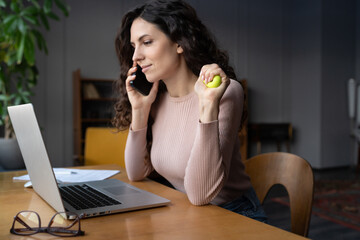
left=126, top=63, right=159, bottom=130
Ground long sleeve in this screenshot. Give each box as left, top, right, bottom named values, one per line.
left=124, top=126, right=154, bottom=181
left=184, top=121, right=224, bottom=204
left=184, top=81, right=244, bottom=205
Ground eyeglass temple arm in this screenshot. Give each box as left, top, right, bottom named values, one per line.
left=47, top=227, right=85, bottom=235
left=14, top=216, right=35, bottom=230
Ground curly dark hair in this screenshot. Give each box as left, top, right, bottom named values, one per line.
left=112, top=0, right=247, bottom=132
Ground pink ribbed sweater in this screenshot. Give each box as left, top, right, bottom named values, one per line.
left=125, top=80, right=251, bottom=205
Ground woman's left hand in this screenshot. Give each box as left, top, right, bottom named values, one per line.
left=194, top=64, right=230, bottom=122
left=194, top=63, right=230, bottom=103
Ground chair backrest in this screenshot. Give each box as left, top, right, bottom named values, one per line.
left=84, top=127, right=128, bottom=168
left=244, top=152, right=314, bottom=237
left=238, top=79, right=248, bottom=160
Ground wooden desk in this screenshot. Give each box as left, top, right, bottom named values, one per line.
left=0, top=165, right=308, bottom=240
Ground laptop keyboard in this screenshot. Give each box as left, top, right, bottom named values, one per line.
left=59, top=184, right=121, bottom=210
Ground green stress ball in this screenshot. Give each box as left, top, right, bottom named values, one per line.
left=204, top=75, right=221, bottom=88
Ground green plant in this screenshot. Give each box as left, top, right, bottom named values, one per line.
left=0, top=0, right=69, bottom=138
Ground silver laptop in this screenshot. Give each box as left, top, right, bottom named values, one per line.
left=8, top=103, right=170, bottom=218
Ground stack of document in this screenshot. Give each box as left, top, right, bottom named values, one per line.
left=13, top=168, right=120, bottom=183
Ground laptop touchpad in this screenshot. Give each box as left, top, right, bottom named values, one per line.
left=104, top=186, right=140, bottom=195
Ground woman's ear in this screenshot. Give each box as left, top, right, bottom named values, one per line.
left=177, top=44, right=184, bottom=54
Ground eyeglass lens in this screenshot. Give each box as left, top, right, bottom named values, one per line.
left=48, top=212, right=81, bottom=237
left=13, top=211, right=40, bottom=235
left=12, top=211, right=82, bottom=237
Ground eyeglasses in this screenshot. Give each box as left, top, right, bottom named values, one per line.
left=10, top=210, right=85, bottom=237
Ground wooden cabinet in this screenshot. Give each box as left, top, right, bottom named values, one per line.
left=73, top=69, right=116, bottom=165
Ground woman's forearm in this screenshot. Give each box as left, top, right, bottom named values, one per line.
left=131, top=107, right=151, bottom=131
left=198, top=100, right=220, bottom=123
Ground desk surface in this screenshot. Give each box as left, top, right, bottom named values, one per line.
left=0, top=165, right=308, bottom=240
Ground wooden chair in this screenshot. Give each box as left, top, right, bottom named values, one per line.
left=244, top=152, right=314, bottom=237
left=238, top=79, right=248, bottom=160
left=84, top=127, right=128, bottom=168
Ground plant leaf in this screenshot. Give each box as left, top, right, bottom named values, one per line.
left=31, top=29, right=48, bottom=54
left=54, top=0, right=69, bottom=16
left=21, top=6, right=39, bottom=16
left=6, top=51, right=18, bottom=66
left=31, top=66, right=39, bottom=83
left=3, top=15, right=18, bottom=33
left=0, top=94, right=12, bottom=101
left=10, top=1, right=20, bottom=13
left=16, top=33, right=26, bottom=64
left=3, top=15, right=17, bottom=24
left=31, top=29, right=42, bottom=50
left=14, top=95, right=22, bottom=105
left=29, top=0, right=41, bottom=9
left=47, top=11, right=60, bottom=21
left=24, top=34, right=35, bottom=65
left=44, top=0, right=53, bottom=14
left=0, top=0, right=6, bottom=8
left=39, top=11, right=50, bottom=30
left=23, top=15, right=39, bottom=25
left=17, top=18, right=26, bottom=34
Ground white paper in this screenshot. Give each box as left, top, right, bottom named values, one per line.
left=13, top=168, right=120, bottom=183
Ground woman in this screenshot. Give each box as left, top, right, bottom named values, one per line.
left=113, top=0, right=267, bottom=222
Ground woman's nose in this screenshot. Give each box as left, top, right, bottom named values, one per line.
left=132, top=47, right=144, bottom=62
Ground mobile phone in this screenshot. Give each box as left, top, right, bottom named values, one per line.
left=130, top=65, right=153, bottom=96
